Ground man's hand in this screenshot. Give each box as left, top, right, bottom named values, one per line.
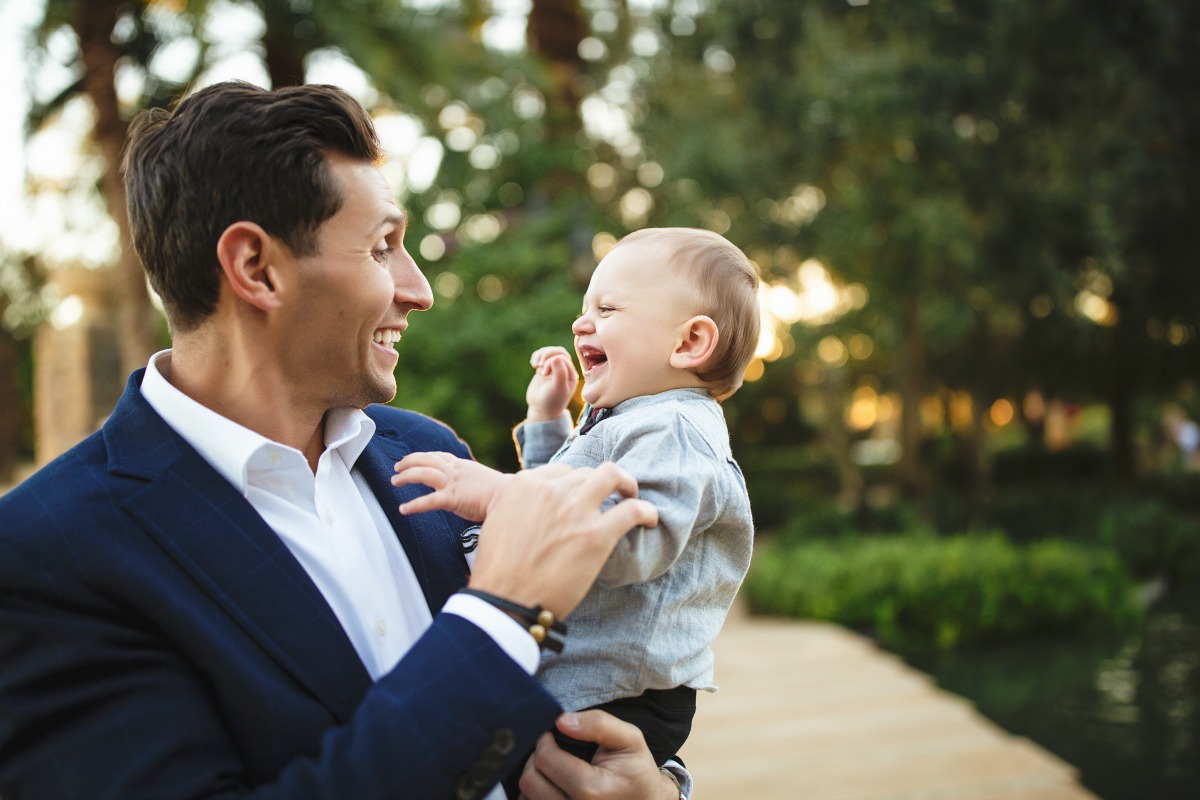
left=392, top=452, right=512, bottom=522
left=526, top=346, right=578, bottom=422
left=468, top=463, right=657, bottom=619
left=518, top=711, right=681, bottom=800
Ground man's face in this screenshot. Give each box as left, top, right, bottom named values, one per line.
left=278, top=154, right=432, bottom=410
left=571, top=241, right=696, bottom=409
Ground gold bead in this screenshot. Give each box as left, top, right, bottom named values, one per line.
left=529, top=624, right=546, bottom=643
left=537, top=609, right=555, bottom=628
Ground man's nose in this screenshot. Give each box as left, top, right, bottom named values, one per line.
left=395, top=253, right=434, bottom=311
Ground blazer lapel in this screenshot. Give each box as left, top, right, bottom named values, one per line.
left=106, top=373, right=371, bottom=722
left=355, top=413, right=471, bottom=615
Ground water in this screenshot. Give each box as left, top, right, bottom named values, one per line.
left=909, top=588, right=1200, bottom=799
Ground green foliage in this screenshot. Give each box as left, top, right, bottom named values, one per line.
left=745, top=533, right=1142, bottom=652
left=975, top=484, right=1109, bottom=543
left=1097, top=497, right=1200, bottom=583
left=632, top=0, right=1200, bottom=492
left=971, top=447, right=1200, bottom=580
left=15, top=0, right=1200, bottom=504
left=766, top=490, right=927, bottom=546
left=394, top=208, right=589, bottom=470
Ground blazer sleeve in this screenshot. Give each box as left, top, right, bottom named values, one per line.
left=266, top=613, right=561, bottom=800
left=0, top=533, right=560, bottom=800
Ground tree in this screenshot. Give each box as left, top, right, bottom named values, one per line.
left=616, top=0, right=1200, bottom=509
left=30, top=0, right=200, bottom=375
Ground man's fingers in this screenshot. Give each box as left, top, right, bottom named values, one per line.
left=572, top=462, right=641, bottom=505
left=556, top=710, right=646, bottom=756
left=517, top=734, right=572, bottom=800
left=518, top=463, right=576, bottom=481
left=519, top=463, right=656, bottom=532
left=606, top=497, right=659, bottom=533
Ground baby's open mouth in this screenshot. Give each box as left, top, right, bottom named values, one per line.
left=578, top=346, right=607, bottom=373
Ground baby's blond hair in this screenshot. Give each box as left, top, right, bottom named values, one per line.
left=614, top=228, right=760, bottom=399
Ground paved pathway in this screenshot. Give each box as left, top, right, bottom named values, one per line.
left=682, top=602, right=1098, bottom=800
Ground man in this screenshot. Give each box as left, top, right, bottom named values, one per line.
left=0, top=82, right=686, bottom=800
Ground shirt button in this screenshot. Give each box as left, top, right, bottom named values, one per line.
left=375, top=619, right=388, bottom=637
left=323, top=511, right=334, bottom=525
left=268, top=451, right=283, bottom=465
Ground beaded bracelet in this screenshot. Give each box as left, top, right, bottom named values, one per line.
left=460, top=588, right=568, bottom=653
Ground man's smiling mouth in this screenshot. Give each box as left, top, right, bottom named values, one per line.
left=373, top=329, right=402, bottom=347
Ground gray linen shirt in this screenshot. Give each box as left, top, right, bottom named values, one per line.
left=514, top=388, right=754, bottom=710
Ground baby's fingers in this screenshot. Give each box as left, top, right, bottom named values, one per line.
left=391, top=465, right=448, bottom=490
left=398, top=492, right=447, bottom=515
left=530, top=346, right=572, bottom=369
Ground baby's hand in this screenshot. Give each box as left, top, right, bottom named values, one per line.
left=526, top=346, right=578, bottom=422
left=392, top=452, right=513, bottom=522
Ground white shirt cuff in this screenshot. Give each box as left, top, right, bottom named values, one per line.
left=662, top=760, right=692, bottom=799
left=442, top=592, right=541, bottom=675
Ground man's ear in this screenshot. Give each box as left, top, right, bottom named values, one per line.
left=216, top=221, right=284, bottom=312
left=670, top=315, right=720, bottom=370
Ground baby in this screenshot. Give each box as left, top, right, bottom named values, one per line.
left=394, top=227, right=759, bottom=766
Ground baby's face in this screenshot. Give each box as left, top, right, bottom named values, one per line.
left=571, top=241, right=698, bottom=409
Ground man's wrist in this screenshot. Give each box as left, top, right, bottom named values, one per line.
left=660, top=766, right=686, bottom=800
left=661, top=761, right=691, bottom=800
left=442, top=593, right=539, bottom=673
left=458, top=588, right=568, bottom=652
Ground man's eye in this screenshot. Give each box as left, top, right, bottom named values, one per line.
left=372, top=243, right=394, bottom=263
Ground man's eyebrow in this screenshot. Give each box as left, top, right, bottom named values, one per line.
left=382, top=210, right=407, bottom=232
left=370, top=210, right=406, bottom=238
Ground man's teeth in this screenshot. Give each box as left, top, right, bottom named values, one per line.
left=373, top=330, right=402, bottom=345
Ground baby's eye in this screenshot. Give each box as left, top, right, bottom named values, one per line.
left=597, top=305, right=616, bottom=314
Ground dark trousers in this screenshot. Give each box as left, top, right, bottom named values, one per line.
left=554, top=686, right=697, bottom=766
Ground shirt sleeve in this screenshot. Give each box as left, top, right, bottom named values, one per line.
left=442, top=592, right=540, bottom=675
left=512, top=414, right=573, bottom=468
left=663, top=759, right=693, bottom=799
left=594, top=413, right=720, bottom=589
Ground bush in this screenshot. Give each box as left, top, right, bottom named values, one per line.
left=981, top=484, right=1111, bottom=542
left=766, top=493, right=928, bottom=548
left=975, top=486, right=1200, bottom=580
left=744, top=533, right=1142, bottom=652
left=1097, top=497, right=1200, bottom=582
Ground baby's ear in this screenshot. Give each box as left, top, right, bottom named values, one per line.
left=670, top=315, right=719, bottom=370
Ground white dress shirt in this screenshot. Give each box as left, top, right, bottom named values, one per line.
left=140, top=351, right=531, bottom=800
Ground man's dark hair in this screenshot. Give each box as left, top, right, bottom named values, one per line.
left=123, top=81, right=383, bottom=330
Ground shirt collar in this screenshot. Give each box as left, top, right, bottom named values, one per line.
left=140, top=349, right=376, bottom=493
left=609, top=387, right=712, bottom=416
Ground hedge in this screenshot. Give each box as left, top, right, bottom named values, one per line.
left=744, top=533, right=1142, bottom=652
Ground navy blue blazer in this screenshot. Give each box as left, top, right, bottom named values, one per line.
left=0, top=371, right=560, bottom=799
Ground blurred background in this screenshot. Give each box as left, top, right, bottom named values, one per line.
left=1, top=0, right=1198, bottom=796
